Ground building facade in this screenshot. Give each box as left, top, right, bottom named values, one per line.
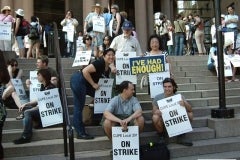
left=1, top=0, right=239, bottom=51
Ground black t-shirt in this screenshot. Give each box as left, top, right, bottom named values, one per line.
left=40, top=83, right=55, bottom=91
left=90, top=58, right=110, bottom=83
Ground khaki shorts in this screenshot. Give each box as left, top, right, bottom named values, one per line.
left=101, top=114, right=135, bottom=126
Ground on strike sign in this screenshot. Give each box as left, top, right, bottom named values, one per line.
left=157, top=94, right=192, bottom=137
left=112, top=126, right=139, bottom=160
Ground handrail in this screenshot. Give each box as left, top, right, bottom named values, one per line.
left=52, top=22, right=75, bottom=160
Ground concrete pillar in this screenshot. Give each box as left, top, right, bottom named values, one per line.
left=13, top=0, right=33, bottom=21
left=134, top=0, right=148, bottom=52
left=1, top=0, right=13, bottom=8
left=65, top=0, right=69, bottom=12
left=161, top=0, right=173, bottom=22
left=101, top=0, right=109, bottom=9
left=82, top=0, right=95, bottom=21
left=147, top=0, right=154, bottom=35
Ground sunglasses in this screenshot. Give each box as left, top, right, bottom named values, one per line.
left=86, top=38, right=91, bottom=40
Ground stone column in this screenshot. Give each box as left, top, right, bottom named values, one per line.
left=1, top=0, right=13, bottom=8
left=134, top=0, right=148, bottom=52
left=82, top=0, right=95, bottom=20
left=147, top=0, right=154, bottom=35
left=101, top=0, right=109, bottom=9
left=161, top=0, right=173, bottom=22
left=65, top=0, right=69, bottom=12
left=17, top=0, right=33, bottom=21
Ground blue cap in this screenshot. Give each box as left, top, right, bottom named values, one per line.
left=122, top=21, right=134, bottom=30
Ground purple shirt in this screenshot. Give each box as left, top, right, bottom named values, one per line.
left=0, top=14, right=14, bottom=22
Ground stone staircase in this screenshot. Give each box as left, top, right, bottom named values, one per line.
left=3, top=55, right=240, bottom=160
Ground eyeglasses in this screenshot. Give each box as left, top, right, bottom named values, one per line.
left=104, top=39, right=109, bottom=41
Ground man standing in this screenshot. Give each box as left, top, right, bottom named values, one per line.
left=152, top=78, right=193, bottom=146
left=103, top=80, right=144, bottom=140
left=110, top=20, right=143, bottom=56
left=224, top=5, right=239, bottom=49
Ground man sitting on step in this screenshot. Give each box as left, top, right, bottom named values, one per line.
left=152, top=77, right=193, bottom=146
left=102, top=80, right=145, bottom=140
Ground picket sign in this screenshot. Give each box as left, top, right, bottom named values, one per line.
left=214, top=57, right=233, bottom=77
left=0, top=22, right=12, bottom=41
left=63, top=25, right=74, bottom=42
left=157, top=94, right=192, bottom=137
left=72, top=50, right=91, bottom=67
left=227, top=54, right=240, bottom=67
left=29, top=71, right=41, bottom=101
left=116, top=51, right=137, bottom=84
left=94, top=78, right=114, bottom=114
left=112, top=126, right=140, bottom=160
left=37, top=88, right=63, bottom=127
left=92, top=16, right=105, bottom=33
left=149, top=63, right=170, bottom=98
left=11, top=79, right=28, bottom=105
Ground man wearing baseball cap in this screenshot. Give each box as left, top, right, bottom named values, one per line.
left=110, top=20, right=143, bottom=56
left=110, top=21, right=143, bottom=96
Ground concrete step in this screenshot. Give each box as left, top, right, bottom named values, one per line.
left=65, top=95, right=240, bottom=108
left=172, top=151, right=240, bottom=160
left=5, top=135, right=240, bottom=160
left=3, top=127, right=214, bottom=158
left=3, top=114, right=208, bottom=131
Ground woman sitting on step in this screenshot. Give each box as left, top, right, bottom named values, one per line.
left=1, top=59, right=23, bottom=110
left=224, top=39, right=240, bottom=82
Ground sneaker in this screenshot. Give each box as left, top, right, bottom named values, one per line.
left=16, top=113, right=24, bottom=120
left=13, top=136, right=31, bottom=144
left=77, top=133, right=94, bottom=140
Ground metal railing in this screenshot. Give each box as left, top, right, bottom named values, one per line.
left=52, top=22, right=75, bottom=160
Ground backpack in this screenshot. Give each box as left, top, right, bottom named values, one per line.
left=28, top=23, right=40, bottom=40
left=19, top=19, right=30, bottom=36
left=140, top=142, right=170, bottom=160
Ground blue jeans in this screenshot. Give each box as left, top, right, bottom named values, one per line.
left=22, top=106, right=41, bottom=138
left=174, top=33, right=185, bottom=56
left=70, top=72, right=95, bottom=135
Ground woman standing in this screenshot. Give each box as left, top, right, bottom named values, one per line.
left=14, top=9, right=26, bottom=58
left=194, top=15, right=206, bottom=56
left=84, top=3, right=105, bottom=53
left=61, top=10, right=79, bottom=58
left=110, top=4, right=123, bottom=37
left=70, top=48, right=115, bottom=139
left=2, top=59, right=23, bottom=101
left=0, top=6, right=14, bottom=51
